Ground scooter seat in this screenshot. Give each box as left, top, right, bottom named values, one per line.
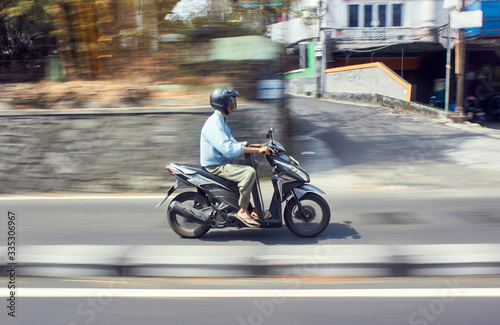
left=177, top=164, right=239, bottom=191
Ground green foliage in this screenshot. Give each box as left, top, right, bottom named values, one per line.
left=0, top=0, right=55, bottom=77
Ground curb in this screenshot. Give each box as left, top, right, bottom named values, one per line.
left=3, top=244, right=500, bottom=278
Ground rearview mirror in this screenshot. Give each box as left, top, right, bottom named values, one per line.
left=266, top=128, right=274, bottom=139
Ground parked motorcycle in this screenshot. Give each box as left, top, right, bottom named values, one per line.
left=156, top=128, right=331, bottom=238
left=465, top=96, right=487, bottom=123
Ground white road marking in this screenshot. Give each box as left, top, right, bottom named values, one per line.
left=0, top=195, right=165, bottom=200
left=3, top=288, right=500, bottom=298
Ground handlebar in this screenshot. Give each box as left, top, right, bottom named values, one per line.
left=266, top=139, right=285, bottom=154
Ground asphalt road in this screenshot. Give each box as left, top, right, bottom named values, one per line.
left=7, top=296, right=500, bottom=325
left=2, top=190, right=500, bottom=245
left=288, top=96, right=500, bottom=191
left=2, top=97, right=500, bottom=245
left=1, top=277, right=499, bottom=325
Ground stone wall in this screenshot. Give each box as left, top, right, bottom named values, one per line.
left=323, top=92, right=447, bottom=118
left=0, top=102, right=287, bottom=193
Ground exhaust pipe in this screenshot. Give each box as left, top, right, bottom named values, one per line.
left=169, top=201, right=211, bottom=226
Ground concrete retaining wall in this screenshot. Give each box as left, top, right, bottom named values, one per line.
left=324, top=62, right=412, bottom=101
left=285, top=76, right=317, bottom=96
left=0, top=102, right=287, bottom=193
left=7, top=244, right=500, bottom=278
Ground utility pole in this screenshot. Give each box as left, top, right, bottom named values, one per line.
left=444, top=26, right=452, bottom=113
left=316, top=0, right=325, bottom=98
left=452, top=0, right=468, bottom=123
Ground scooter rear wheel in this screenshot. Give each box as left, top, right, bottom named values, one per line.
left=284, top=193, right=331, bottom=238
left=168, top=192, right=210, bottom=238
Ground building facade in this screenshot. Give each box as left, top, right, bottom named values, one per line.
left=271, top=0, right=500, bottom=107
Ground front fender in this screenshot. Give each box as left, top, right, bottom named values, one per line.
left=292, top=184, right=325, bottom=200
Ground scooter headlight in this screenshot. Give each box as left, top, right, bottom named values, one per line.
left=275, top=159, right=309, bottom=182
left=291, top=165, right=310, bottom=182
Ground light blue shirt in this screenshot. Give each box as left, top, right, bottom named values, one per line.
left=200, top=110, right=247, bottom=167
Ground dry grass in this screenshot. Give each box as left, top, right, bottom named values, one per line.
left=0, top=75, right=230, bottom=109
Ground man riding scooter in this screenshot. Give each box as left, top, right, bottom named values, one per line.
left=200, top=87, right=273, bottom=227
left=157, top=88, right=331, bottom=238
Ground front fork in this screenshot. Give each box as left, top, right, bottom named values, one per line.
left=261, top=186, right=309, bottom=226
left=289, top=190, right=310, bottom=221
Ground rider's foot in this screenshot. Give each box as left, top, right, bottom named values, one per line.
left=236, top=208, right=260, bottom=227
left=250, top=210, right=272, bottom=220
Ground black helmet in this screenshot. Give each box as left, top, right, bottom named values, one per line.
left=210, top=87, right=240, bottom=115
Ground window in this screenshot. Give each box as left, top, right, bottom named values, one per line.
left=285, top=47, right=302, bottom=72
left=378, top=5, right=387, bottom=27
left=392, top=4, right=403, bottom=27
left=299, top=43, right=309, bottom=69
left=347, top=3, right=403, bottom=28
left=349, top=5, right=359, bottom=27
left=364, top=5, right=373, bottom=27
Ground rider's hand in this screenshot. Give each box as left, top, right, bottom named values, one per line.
left=248, top=143, right=266, bottom=148
left=259, top=146, right=273, bottom=155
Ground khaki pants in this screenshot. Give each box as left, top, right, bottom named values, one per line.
left=205, top=163, right=256, bottom=208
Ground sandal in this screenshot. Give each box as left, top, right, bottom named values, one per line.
left=250, top=212, right=260, bottom=220
left=235, top=214, right=260, bottom=228
left=251, top=210, right=273, bottom=220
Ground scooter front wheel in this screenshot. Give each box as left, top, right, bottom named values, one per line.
left=284, top=193, right=331, bottom=238
left=167, top=192, right=210, bottom=238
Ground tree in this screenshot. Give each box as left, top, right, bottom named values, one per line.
left=1, top=0, right=182, bottom=81
left=0, top=0, right=295, bottom=82
left=231, top=0, right=297, bottom=34
left=0, top=0, right=56, bottom=82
